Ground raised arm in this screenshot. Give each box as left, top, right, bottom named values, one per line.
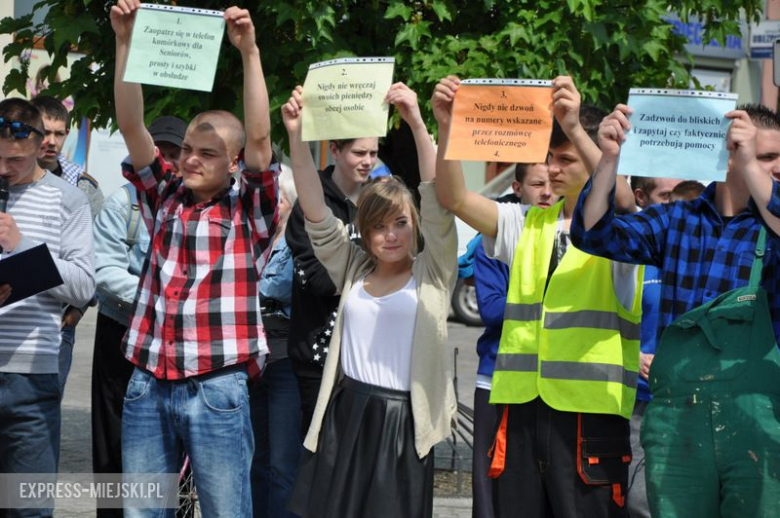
left=727, top=110, right=780, bottom=236
left=225, top=7, right=272, bottom=172
left=281, top=86, right=328, bottom=224
left=110, top=0, right=155, bottom=170
left=432, top=76, right=499, bottom=237
left=385, top=83, right=435, bottom=182
left=571, top=105, right=667, bottom=266
left=580, top=104, right=632, bottom=231
left=552, top=76, right=635, bottom=214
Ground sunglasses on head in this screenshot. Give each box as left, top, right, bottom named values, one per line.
left=0, top=117, right=44, bottom=139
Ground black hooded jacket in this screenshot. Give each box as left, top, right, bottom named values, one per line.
left=285, top=165, right=359, bottom=377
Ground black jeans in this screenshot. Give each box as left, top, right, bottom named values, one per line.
left=496, top=398, right=630, bottom=518
left=90, top=312, right=134, bottom=518
left=473, top=387, right=500, bottom=518
left=290, top=359, right=323, bottom=436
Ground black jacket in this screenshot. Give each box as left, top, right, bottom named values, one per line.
left=285, top=166, right=359, bottom=377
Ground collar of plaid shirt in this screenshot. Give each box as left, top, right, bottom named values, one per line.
left=57, top=154, right=84, bottom=186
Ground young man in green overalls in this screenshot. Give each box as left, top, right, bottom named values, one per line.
left=572, top=103, right=780, bottom=517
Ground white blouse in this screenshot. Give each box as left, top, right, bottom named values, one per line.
left=340, top=276, right=419, bottom=391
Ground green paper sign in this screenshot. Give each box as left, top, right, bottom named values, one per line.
left=123, top=4, right=225, bottom=92
left=301, top=57, right=395, bottom=142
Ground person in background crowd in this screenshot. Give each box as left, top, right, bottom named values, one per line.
left=630, top=176, right=682, bottom=208
left=250, top=164, right=302, bottom=518
left=31, top=95, right=104, bottom=396
left=670, top=180, right=705, bottom=202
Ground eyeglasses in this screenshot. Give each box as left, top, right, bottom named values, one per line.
left=0, top=117, right=44, bottom=139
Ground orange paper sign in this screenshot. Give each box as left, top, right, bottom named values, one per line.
left=444, top=79, right=554, bottom=163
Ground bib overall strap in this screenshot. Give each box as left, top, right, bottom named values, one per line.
left=749, top=227, right=768, bottom=288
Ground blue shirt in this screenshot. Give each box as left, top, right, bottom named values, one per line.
left=473, top=235, right=510, bottom=378
left=572, top=180, right=780, bottom=347
left=94, top=183, right=150, bottom=325
left=637, top=265, right=661, bottom=402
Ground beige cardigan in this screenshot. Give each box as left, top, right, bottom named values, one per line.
left=303, top=181, right=458, bottom=458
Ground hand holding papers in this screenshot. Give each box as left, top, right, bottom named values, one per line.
left=301, top=57, right=395, bottom=142
left=617, top=89, right=738, bottom=182
left=123, top=4, right=225, bottom=92
left=444, top=79, right=554, bottom=162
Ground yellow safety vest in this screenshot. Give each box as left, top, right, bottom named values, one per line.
left=489, top=200, right=643, bottom=419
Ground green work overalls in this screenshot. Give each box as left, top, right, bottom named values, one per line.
left=642, top=227, right=780, bottom=517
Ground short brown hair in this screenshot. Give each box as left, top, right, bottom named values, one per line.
left=31, top=95, right=70, bottom=129
left=330, top=139, right=356, bottom=150
left=671, top=180, right=705, bottom=202
left=355, top=176, right=419, bottom=259
left=0, top=98, right=45, bottom=144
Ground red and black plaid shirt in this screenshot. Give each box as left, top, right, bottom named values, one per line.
left=122, top=151, right=279, bottom=379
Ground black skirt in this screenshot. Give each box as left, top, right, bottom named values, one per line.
left=288, top=376, right=434, bottom=518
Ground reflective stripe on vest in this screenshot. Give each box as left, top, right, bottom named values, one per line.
left=495, top=356, right=639, bottom=389
left=540, top=361, right=639, bottom=389
left=544, top=310, right=641, bottom=342
left=495, top=353, right=538, bottom=372
left=504, top=303, right=542, bottom=321
left=490, top=200, right=643, bottom=419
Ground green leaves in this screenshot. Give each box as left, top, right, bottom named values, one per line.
left=430, top=1, right=452, bottom=22
left=395, top=20, right=432, bottom=49
left=385, top=2, right=413, bottom=21
left=0, top=0, right=758, bottom=146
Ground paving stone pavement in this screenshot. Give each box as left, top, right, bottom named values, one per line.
left=433, top=497, right=473, bottom=517
left=54, top=311, right=480, bottom=516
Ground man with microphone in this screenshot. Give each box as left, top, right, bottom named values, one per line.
left=0, top=98, right=94, bottom=514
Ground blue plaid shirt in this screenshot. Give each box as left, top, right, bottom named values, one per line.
left=58, top=154, right=84, bottom=186
left=571, top=180, right=780, bottom=345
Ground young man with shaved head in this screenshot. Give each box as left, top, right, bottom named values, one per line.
left=111, top=1, right=279, bottom=515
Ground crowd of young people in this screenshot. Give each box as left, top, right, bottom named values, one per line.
left=0, top=1, right=778, bottom=517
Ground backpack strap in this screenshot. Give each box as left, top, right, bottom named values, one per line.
left=123, top=184, right=142, bottom=248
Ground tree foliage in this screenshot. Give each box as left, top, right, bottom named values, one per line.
left=0, top=0, right=762, bottom=144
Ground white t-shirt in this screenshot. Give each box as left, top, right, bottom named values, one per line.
left=481, top=202, right=638, bottom=311
left=341, top=276, right=419, bottom=391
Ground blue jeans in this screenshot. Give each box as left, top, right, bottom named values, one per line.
left=58, top=325, right=76, bottom=396
left=0, top=372, right=60, bottom=518
left=249, top=358, right=302, bottom=518
left=122, top=366, right=253, bottom=518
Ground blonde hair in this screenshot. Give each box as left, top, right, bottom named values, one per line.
left=356, top=176, right=420, bottom=259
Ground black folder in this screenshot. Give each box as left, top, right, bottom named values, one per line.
left=0, top=244, right=64, bottom=307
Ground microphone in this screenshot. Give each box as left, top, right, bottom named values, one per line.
left=0, top=176, right=8, bottom=254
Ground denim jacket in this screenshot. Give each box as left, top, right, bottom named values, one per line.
left=260, top=236, right=293, bottom=318
left=94, top=183, right=150, bottom=325
left=260, top=236, right=293, bottom=362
